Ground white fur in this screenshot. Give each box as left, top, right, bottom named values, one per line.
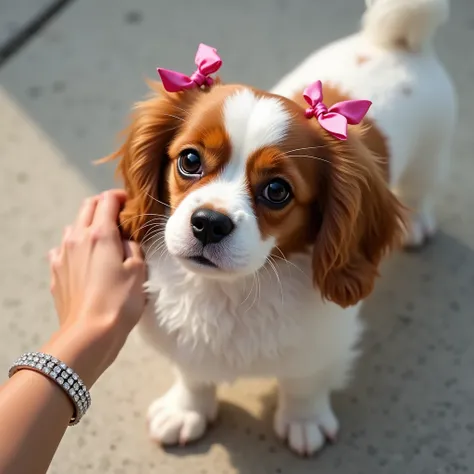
left=166, top=89, right=288, bottom=276
left=223, top=88, right=290, bottom=159
left=272, top=0, right=457, bottom=246
left=142, top=0, right=456, bottom=455
left=362, top=0, right=449, bottom=52
left=141, top=252, right=362, bottom=453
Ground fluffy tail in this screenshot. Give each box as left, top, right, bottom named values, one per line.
left=362, top=0, right=449, bottom=52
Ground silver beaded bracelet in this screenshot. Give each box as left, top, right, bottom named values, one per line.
left=9, top=352, right=91, bottom=426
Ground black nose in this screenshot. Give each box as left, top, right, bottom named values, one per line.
left=191, top=208, right=235, bottom=245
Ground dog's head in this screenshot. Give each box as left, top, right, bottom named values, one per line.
left=108, top=81, right=405, bottom=307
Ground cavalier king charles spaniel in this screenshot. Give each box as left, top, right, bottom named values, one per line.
left=106, top=0, right=455, bottom=456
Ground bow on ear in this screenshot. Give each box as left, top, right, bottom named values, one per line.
left=157, top=43, right=222, bottom=93
left=303, top=80, right=372, bottom=140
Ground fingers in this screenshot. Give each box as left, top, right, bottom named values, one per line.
left=122, top=240, right=144, bottom=261
left=106, top=189, right=128, bottom=202
left=93, top=190, right=127, bottom=230
left=74, top=197, right=100, bottom=229
left=48, top=246, right=61, bottom=263
left=123, top=240, right=147, bottom=286
left=48, top=247, right=61, bottom=293
left=60, top=225, right=73, bottom=258
left=47, top=246, right=68, bottom=324
left=75, top=189, right=127, bottom=231
left=48, top=247, right=61, bottom=275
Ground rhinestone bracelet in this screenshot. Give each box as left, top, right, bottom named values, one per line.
left=9, top=352, right=91, bottom=426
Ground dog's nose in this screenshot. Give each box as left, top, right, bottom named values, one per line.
left=191, top=208, right=235, bottom=245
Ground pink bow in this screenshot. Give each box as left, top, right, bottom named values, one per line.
left=303, top=80, right=372, bottom=140
left=157, top=43, right=222, bottom=93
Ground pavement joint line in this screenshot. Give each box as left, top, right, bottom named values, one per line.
left=0, top=0, right=76, bottom=69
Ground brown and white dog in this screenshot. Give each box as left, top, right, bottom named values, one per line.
left=108, top=0, right=455, bottom=456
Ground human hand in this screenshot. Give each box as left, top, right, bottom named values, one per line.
left=46, top=190, right=147, bottom=385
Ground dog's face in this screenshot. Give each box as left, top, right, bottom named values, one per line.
left=163, top=86, right=324, bottom=278
left=110, top=82, right=405, bottom=307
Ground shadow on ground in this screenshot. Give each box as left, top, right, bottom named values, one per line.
left=157, top=234, right=474, bottom=473
left=1, top=1, right=474, bottom=473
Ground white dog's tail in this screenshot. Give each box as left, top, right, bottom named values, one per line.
left=362, top=0, right=449, bottom=52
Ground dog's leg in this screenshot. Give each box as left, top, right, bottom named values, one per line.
left=274, top=372, right=340, bottom=456
left=401, top=193, right=438, bottom=249
left=394, top=158, right=439, bottom=249
left=394, top=135, right=453, bottom=249
left=147, top=369, right=217, bottom=446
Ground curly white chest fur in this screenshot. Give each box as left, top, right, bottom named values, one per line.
left=139, top=251, right=363, bottom=384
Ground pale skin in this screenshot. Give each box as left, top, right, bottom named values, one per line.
left=0, top=190, right=147, bottom=474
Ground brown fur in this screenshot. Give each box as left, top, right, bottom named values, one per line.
left=102, top=83, right=201, bottom=239
left=102, top=82, right=237, bottom=240
left=310, top=132, right=405, bottom=307
left=245, top=121, right=324, bottom=257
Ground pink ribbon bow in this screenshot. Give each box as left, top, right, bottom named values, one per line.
left=157, top=43, right=222, bottom=93
left=303, top=80, right=372, bottom=140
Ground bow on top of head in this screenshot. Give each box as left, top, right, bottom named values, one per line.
left=157, top=43, right=222, bottom=93
left=303, top=80, right=372, bottom=141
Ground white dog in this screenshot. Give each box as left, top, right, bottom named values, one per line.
left=110, top=0, right=456, bottom=456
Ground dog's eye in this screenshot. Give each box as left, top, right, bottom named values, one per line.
left=261, top=178, right=292, bottom=208
left=178, top=149, right=202, bottom=177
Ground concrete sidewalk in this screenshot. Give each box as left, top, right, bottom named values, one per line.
left=0, top=0, right=52, bottom=45
left=1, top=0, right=473, bottom=473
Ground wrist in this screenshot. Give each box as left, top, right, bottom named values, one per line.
left=41, top=318, right=127, bottom=388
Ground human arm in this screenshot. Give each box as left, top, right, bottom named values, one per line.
left=0, top=190, right=146, bottom=474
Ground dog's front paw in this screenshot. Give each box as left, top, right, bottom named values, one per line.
left=274, top=400, right=339, bottom=456
left=147, top=400, right=207, bottom=445
left=147, top=383, right=217, bottom=446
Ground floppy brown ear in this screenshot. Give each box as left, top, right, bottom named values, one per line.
left=312, top=134, right=406, bottom=307
left=102, top=83, right=198, bottom=241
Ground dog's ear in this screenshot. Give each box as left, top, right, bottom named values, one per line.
left=101, top=83, right=198, bottom=241
left=312, top=133, right=406, bottom=307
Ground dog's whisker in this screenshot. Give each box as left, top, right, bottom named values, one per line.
left=144, top=238, right=159, bottom=260
left=272, top=247, right=308, bottom=278
left=157, top=243, right=169, bottom=266
left=129, top=219, right=167, bottom=241
left=142, top=228, right=164, bottom=250
left=247, top=272, right=261, bottom=314
left=285, top=154, right=331, bottom=165
left=118, top=213, right=167, bottom=228
left=129, top=221, right=167, bottom=245
left=267, top=256, right=284, bottom=306
left=273, top=245, right=286, bottom=260
left=145, top=237, right=167, bottom=261
left=142, top=233, right=164, bottom=250
left=167, top=105, right=210, bottom=135
left=146, top=244, right=166, bottom=262
left=171, top=104, right=191, bottom=117
left=256, top=273, right=262, bottom=308
left=281, top=145, right=328, bottom=156
left=145, top=192, right=174, bottom=210
left=142, top=229, right=166, bottom=249
left=156, top=124, right=185, bottom=135
left=161, top=113, right=186, bottom=122
left=144, top=228, right=169, bottom=264
left=261, top=262, right=272, bottom=281
left=241, top=275, right=256, bottom=308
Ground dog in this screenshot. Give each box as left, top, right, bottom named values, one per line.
left=108, top=0, right=456, bottom=456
